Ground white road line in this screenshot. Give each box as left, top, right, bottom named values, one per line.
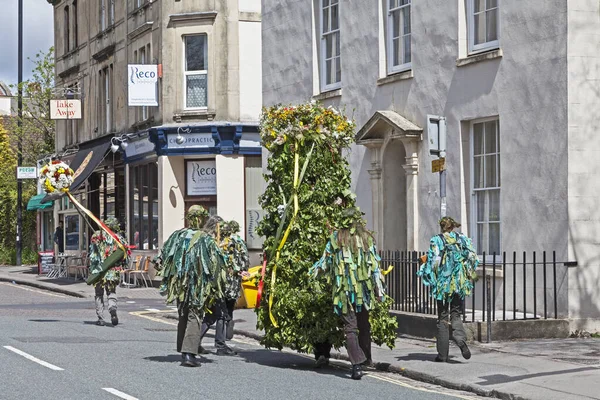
left=125, top=301, right=136, bottom=304
left=145, top=308, right=161, bottom=312
left=3, top=346, right=64, bottom=371
left=0, top=282, right=67, bottom=298
left=102, top=388, right=139, bottom=400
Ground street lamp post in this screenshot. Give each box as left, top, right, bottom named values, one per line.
left=16, top=0, right=23, bottom=266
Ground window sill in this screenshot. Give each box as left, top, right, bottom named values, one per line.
left=312, top=88, right=342, bottom=101
left=173, top=109, right=216, bottom=123
left=456, top=48, right=503, bottom=67
left=129, top=1, right=152, bottom=18
left=377, top=70, right=413, bottom=86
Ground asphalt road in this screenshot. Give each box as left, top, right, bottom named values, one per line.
left=0, top=282, right=477, bottom=400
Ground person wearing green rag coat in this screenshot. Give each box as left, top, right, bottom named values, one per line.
left=310, top=217, right=387, bottom=380
left=87, top=218, right=129, bottom=327
left=417, top=216, right=479, bottom=363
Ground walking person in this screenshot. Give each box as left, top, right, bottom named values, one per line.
left=54, top=221, right=64, bottom=254
left=418, top=216, right=479, bottom=362
left=310, top=212, right=387, bottom=380
left=88, top=218, right=129, bottom=327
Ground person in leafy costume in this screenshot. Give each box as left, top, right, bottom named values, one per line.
left=256, top=103, right=398, bottom=360
left=88, top=217, right=129, bottom=327
left=198, top=216, right=241, bottom=356
left=154, top=206, right=227, bottom=367
left=310, top=212, right=387, bottom=380
left=417, top=216, right=479, bottom=362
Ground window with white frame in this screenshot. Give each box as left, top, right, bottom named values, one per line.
left=468, top=0, right=499, bottom=53
left=320, top=0, right=341, bottom=91
left=387, top=0, right=411, bottom=74
left=184, top=35, right=208, bottom=109
left=472, top=118, right=500, bottom=255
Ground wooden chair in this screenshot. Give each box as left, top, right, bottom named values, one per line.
left=128, top=256, right=151, bottom=288
left=121, top=255, right=142, bottom=288
left=69, top=252, right=89, bottom=281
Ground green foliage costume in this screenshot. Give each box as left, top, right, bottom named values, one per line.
left=257, top=102, right=397, bottom=353
left=220, top=221, right=250, bottom=301
left=154, top=208, right=226, bottom=313
left=88, top=219, right=129, bottom=291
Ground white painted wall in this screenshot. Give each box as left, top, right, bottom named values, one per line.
left=158, top=156, right=185, bottom=247
left=239, top=0, right=260, bottom=13
left=216, top=155, right=246, bottom=236
left=0, top=98, right=11, bottom=116
left=239, top=21, right=262, bottom=121
left=567, top=0, right=600, bottom=330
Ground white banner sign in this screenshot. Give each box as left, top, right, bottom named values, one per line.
left=187, top=160, right=217, bottom=196
left=49, top=99, right=82, bottom=120
left=16, top=166, right=38, bottom=179
left=128, top=64, right=158, bottom=106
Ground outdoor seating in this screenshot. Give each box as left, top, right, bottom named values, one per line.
left=127, top=256, right=152, bottom=288
left=68, top=252, right=89, bottom=281
left=46, top=254, right=68, bottom=279
left=121, top=255, right=141, bottom=288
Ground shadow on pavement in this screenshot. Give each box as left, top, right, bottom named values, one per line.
left=144, top=354, right=214, bottom=365
left=236, top=348, right=352, bottom=379
left=476, top=366, right=599, bottom=386
left=395, top=353, right=464, bottom=364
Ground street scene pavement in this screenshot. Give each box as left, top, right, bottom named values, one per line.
left=1, top=266, right=599, bottom=400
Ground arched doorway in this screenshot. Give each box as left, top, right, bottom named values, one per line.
left=382, top=140, right=407, bottom=250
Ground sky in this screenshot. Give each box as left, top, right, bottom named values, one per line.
left=0, top=0, right=54, bottom=89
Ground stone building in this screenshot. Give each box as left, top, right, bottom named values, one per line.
left=49, top=0, right=262, bottom=264
left=262, top=0, right=600, bottom=331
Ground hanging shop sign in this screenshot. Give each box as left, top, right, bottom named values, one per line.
left=124, top=137, right=156, bottom=159
left=128, top=64, right=158, bottom=107
left=49, top=99, right=82, bottom=120
left=186, top=160, right=217, bottom=196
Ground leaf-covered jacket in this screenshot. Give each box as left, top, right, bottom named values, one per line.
left=310, top=231, right=386, bottom=316
left=417, top=231, right=479, bottom=301
left=88, top=231, right=129, bottom=283
left=221, top=234, right=250, bottom=301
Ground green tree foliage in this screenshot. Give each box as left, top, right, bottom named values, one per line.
left=256, top=103, right=397, bottom=353
left=0, top=47, right=55, bottom=264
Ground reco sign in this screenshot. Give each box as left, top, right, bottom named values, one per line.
left=128, top=64, right=158, bottom=107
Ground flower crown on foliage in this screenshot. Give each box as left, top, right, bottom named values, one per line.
left=260, top=102, right=356, bottom=151
left=39, top=159, right=74, bottom=193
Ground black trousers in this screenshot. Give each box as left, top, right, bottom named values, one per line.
left=177, top=301, right=202, bottom=355
left=200, top=299, right=229, bottom=350
left=314, top=309, right=372, bottom=365
left=436, top=294, right=467, bottom=359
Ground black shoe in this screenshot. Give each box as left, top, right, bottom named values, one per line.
left=181, top=353, right=200, bottom=367
left=315, top=355, right=329, bottom=369
left=110, top=310, right=118, bottom=326
left=458, top=341, right=471, bottom=360
left=351, top=364, right=364, bottom=380
left=96, top=319, right=105, bottom=326
left=216, top=347, right=237, bottom=356
left=197, top=345, right=209, bottom=355
left=435, top=355, right=448, bottom=362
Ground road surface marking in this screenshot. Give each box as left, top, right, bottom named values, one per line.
left=102, top=388, right=139, bottom=400
left=367, top=373, right=476, bottom=399
left=3, top=346, right=64, bottom=371
left=126, top=301, right=136, bottom=304
left=145, top=308, right=161, bottom=312
left=0, top=282, right=68, bottom=298
left=130, top=310, right=177, bottom=326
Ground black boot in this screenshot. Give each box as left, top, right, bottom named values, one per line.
left=110, top=309, right=118, bottom=326
left=315, top=355, right=329, bottom=369
left=458, top=341, right=471, bottom=360
left=181, top=353, right=200, bottom=367
left=351, top=364, right=363, bottom=380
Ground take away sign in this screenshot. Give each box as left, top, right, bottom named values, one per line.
left=50, top=99, right=82, bottom=120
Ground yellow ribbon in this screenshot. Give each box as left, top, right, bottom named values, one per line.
left=382, top=265, right=394, bottom=276
left=269, top=146, right=301, bottom=327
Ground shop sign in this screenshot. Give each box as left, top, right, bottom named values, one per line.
left=187, top=160, right=217, bottom=196
left=128, top=64, right=158, bottom=106
left=16, top=166, right=38, bottom=179
left=167, top=133, right=216, bottom=149
left=125, top=137, right=155, bottom=159
left=49, top=99, right=82, bottom=120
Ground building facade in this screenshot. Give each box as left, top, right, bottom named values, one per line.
left=49, top=0, right=263, bottom=265
left=262, top=0, right=600, bottom=330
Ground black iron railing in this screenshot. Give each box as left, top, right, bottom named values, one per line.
left=381, top=250, right=575, bottom=323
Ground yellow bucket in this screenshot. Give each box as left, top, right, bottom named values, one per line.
left=240, top=265, right=261, bottom=309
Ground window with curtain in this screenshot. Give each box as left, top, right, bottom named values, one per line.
left=320, top=0, right=341, bottom=91
left=184, top=35, right=208, bottom=109
left=472, top=118, right=500, bottom=255
left=468, top=0, right=499, bottom=53
left=387, top=0, right=411, bottom=74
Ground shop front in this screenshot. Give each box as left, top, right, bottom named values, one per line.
left=145, top=123, right=264, bottom=264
